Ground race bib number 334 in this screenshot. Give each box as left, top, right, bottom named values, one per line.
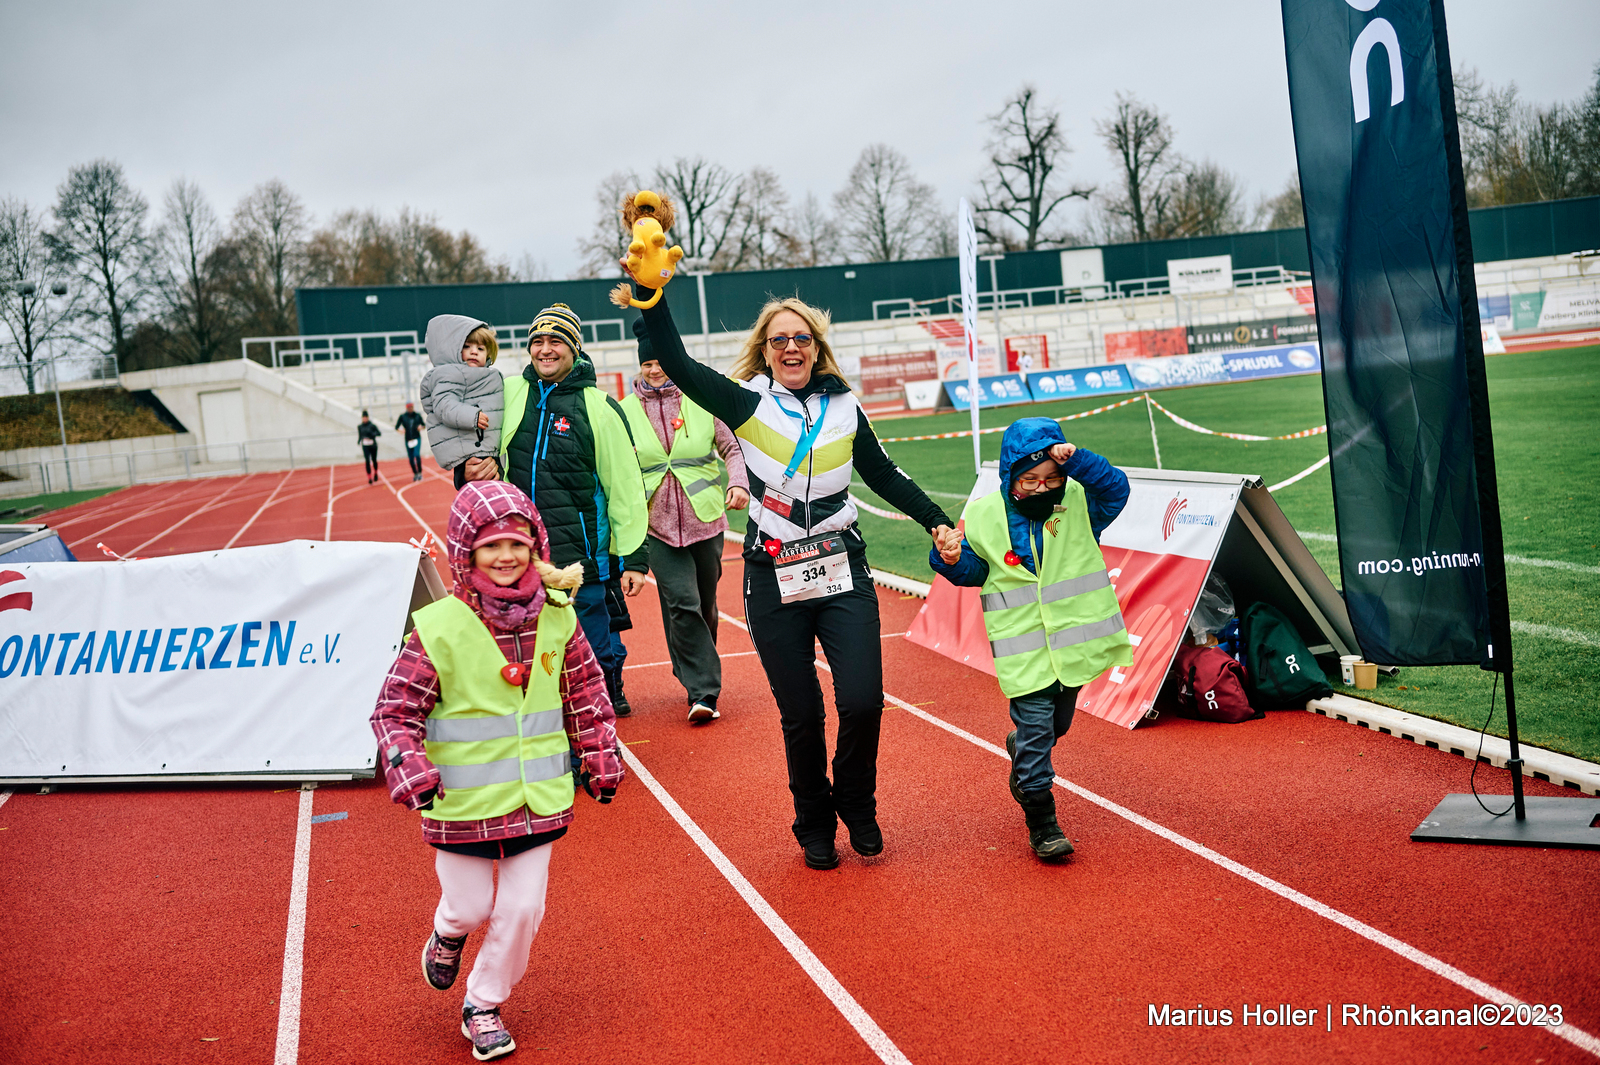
left=773, top=533, right=853, bottom=603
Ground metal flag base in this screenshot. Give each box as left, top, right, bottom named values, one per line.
left=1412, top=793, right=1600, bottom=850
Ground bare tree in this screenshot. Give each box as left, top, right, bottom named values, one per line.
left=513, top=253, right=552, bottom=282
left=724, top=167, right=793, bottom=271
left=49, top=159, right=152, bottom=359
left=1257, top=173, right=1304, bottom=230
left=575, top=170, right=642, bottom=278
left=1094, top=93, right=1181, bottom=242
left=305, top=208, right=506, bottom=286
left=833, top=144, right=941, bottom=262
left=222, top=179, right=310, bottom=335
left=654, top=156, right=746, bottom=267
left=1575, top=63, right=1600, bottom=196
left=974, top=85, right=1094, bottom=252
left=0, top=198, right=82, bottom=393
left=1165, top=160, right=1247, bottom=237
left=788, top=192, right=841, bottom=268
left=155, top=179, right=230, bottom=363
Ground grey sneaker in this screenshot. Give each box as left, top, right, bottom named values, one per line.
left=461, top=1003, right=515, bottom=1061
left=421, top=929, right=466, bottom=991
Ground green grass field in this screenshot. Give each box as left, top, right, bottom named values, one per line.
left=1, top=487, right=117, bottom=519
left=829, top=346, right=1600, bottom=763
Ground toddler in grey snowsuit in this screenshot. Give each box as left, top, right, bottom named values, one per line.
left=419, top=315, right=505, bottom=485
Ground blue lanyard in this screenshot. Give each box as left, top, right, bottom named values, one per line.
left=775, top=393, right=830, bottom=482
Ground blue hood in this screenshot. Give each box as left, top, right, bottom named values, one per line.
left=999, top=417, right=1067, bottom=487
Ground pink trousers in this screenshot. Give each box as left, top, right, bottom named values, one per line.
left=432, top=843, right=553, bottom=1008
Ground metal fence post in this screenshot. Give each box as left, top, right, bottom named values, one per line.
left=183, top=447, right=191, bottom=479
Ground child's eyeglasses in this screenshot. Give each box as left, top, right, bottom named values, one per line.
left=765, top=334, right=815, bottom=351
left=1016, top=475, right=1066, bottom=491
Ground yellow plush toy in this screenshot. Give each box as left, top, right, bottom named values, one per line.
left=609, top=190, right=683, bottom=310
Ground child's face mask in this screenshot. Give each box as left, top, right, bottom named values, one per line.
left=462, top=341, right=489, bottom=367
left=1010, top=459, right=1066, bottom=520
left=473, top=539, right=531, bottom=586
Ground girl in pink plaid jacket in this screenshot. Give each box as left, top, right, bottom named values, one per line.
left=372, top=481, right=623, bottom=1061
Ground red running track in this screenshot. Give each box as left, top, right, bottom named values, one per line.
left=3, top=459, right=1598, bottom=1064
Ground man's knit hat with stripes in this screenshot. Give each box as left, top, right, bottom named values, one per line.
left=528, top=303, right=583, bottom=353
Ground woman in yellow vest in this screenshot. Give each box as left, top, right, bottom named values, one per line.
left=620, top=317, right=750, bottom=723
left=371, top=481, right=624, bottom=1061
left=931, top=417, right=1132, bottom=861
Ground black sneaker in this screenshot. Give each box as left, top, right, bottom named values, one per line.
left=461, top=1003, right=515, bottom=1061
left=803, top=838, right=839, bottom=870
left=607, top=670, right=632, bottom=718
left=845, top=820, right=883, bottom=857
left=421, top=929, right=467, bottom=990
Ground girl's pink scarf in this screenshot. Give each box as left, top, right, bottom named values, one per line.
left=465, top=564, right=546, bottom=631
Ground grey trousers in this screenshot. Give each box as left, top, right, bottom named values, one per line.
left=649, top=533, right=724, bottom=705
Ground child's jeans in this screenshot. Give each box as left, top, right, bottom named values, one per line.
left=1008, top=683, right=1080, bottom=793
left=433, top=842, right=554, bottom=1008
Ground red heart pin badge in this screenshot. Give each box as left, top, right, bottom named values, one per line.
left=764, top=538, right=783, bottom=557
left=1004, top=550, right=1022, bottom=567
left=671, top=417, right=684, bottom=431
left=501, top=663, right=528, bottom=686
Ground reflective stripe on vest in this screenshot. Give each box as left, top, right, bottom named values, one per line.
left=734, top=378, right=859, bottom=540
left=621, top=393, right=726, bottom=524
left=961, top=488, right=1132, bottom=698
left=411, top=591, right=578, bottom=821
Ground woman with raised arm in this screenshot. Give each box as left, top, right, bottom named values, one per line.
left=626, top=272, right=960, bottom=870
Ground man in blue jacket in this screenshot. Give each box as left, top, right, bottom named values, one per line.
left=930, top=417, right=1131, bottom=860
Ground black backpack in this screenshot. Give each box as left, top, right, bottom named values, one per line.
left=1239, top=602, right=1333, bottom=708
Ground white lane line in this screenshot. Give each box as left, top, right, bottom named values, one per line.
left=273, top=787, right=314, bottom=1065
left=715, top=601, right=1599, bottom=1059
left=1512, top=620, right=1600, bottom=650
left=1267, top=454, right=1330, bottom=492
left=1507, top=554, right=1600, bottom=576
left=66, top=479, right=219, bottom=549
left=125, top=474, right=260, bottom=556
left=618, top=745, right=914, bottom=1065
left=386, top=471, right=443, bottom=542
left=874, top=688, right=1600, bottom=1059
left=0, top=790, right=11, bottom=810
left=225, top=469, right=297, bottom=549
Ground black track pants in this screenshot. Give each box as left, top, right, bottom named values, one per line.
left=362, top=443, right=379, bottom=477
left=743, top=550, right=884, bottom=845
left=649, top=533, right=723, bottom=705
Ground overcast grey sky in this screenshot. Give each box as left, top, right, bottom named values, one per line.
left=2, top=0, right=1596, bottom=278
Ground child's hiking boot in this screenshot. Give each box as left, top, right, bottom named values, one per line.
left=421, top=929, right=467, bottom=991
left=1004, top=730, right=1026, bottom=804
left=844, top=818, right=883, bottom=857
left=606, top=670, right=632, bottom=717
left=1017, top=788, right=1074, bottom=861
left=461, top=1003, right=515, bottom=1061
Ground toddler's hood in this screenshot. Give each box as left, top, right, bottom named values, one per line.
left=426, top=314, right=491, bottom=368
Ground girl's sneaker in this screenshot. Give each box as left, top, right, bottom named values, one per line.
left=461, top=1003, right=515, bottom=1061
left=422, top=929, right=467, bottom=991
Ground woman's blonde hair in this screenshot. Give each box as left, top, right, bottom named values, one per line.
left=728, top=297, right=850, bottom=389
left=465, top=325, right=500, bottom=365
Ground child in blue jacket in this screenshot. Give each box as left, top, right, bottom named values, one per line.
left=930, top=417, right=1130, bottom=859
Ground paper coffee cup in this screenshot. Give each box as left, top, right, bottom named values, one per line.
left=1353, top=661, right=1378, bottom=690
left=1340, top=654, right=1361, bottom=685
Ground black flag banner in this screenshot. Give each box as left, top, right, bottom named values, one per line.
left=1281, top=0, right=1493, bottom=666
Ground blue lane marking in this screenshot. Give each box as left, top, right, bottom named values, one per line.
left=310, top=812, right=348, bottom=824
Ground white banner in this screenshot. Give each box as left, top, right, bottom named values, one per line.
left=1167, top=254, right=1234, bottom=296
left=958, top=198, right=982, bottom=470
left=0, top=540, right=427, bottom=780
left=1536, top=284, right=1600, bottom=330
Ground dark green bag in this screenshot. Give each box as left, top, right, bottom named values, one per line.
left=1239, top=602, right=1333, bottom=708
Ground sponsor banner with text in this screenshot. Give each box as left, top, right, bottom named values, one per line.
left=0, top=540, right=424, bottom=779
left=941, top=373, right=1032, bottom=411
